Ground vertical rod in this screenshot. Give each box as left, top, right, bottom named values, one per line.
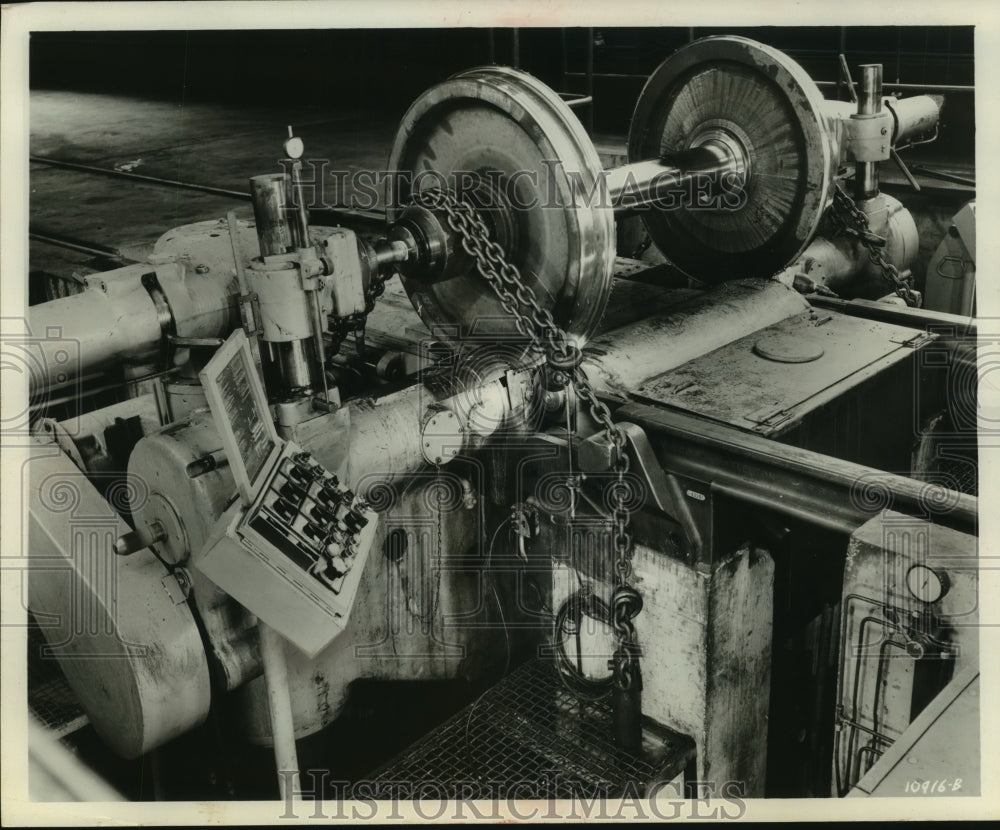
left=309, top=289, right=330, bottom=401
left=512, top=27, right=520, bottom=69
left=292, top=164, right=310, bottom=246
left=613, top=683, right=643, bottom=755
left=561, top=28, right=568, bottom=92
left=857, top=64, right=883, bottom=115
left=277, top=340, right=316, bottom=392
left=149, top=748, right=167, bottom=801
left=287, top=128, right=311, bottom=250
left=260, top=623, right=300, bottom=802
left=945, top=27, right=952, bottom=82
left=855, top=64, right=883, bottom=201
left=226, top=210, right=264, bottom=377
left=837, top=27, right=847, bottom=100
left=488, top=28, right=496, bottom=65
left=585, top=28, right=595, bottom=135
left=895, top=29, right=902, bottom=84
left=249, top=174, right=295, bottom=257
left=285, top=127, right=329, bottom=401
left=838, top=53, right=858, bottom=103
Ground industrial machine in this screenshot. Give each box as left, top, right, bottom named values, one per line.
left=23, top=36, right=979, bottom=800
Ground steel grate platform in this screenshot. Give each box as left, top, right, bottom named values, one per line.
left=28, top=622, right=89, bottom=739
left=939, top=455, right=978, bottom=496
left=367, top=658, right=695, bottom=800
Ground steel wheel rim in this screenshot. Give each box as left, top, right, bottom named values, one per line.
left=388, top=66, right=616, bottom=348
left=627, top=36, right=836, bottom=281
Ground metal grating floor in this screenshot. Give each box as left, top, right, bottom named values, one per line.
left=368, top=658, right=695, bottom=799
left=939, top=455, right=978, bottom=496
left=28, top=623, right=89, bottom=739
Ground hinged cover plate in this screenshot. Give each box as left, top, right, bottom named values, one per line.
left=632, top=310, right=937, bottom=436
left=199, top=328, right=281, bottom=505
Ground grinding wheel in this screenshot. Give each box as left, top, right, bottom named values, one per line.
left=387, top=66, right=615, bottom=348
left=628, top=36, right=838, bottom=282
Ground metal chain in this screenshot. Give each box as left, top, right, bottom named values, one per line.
left=830, top=182, right=920, bottom=307
left=327, top=268, right=392, bottom=354
left=412, top=187, right=642, bottom=693
left=630, top=233, right=653, bottom=261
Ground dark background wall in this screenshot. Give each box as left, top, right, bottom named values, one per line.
left=30, top=26, right=974, bottom=159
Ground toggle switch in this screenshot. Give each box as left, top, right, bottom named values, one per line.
left=272, top=498, right=297, bottom=522
left=280, top=481, right=307, bottom=502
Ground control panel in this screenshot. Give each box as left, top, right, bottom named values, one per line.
left=195, top=329, right=378, bottom=656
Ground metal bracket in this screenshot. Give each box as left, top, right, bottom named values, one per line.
left=844, top=111, right=893, bottom=162
left=743, top=403, right=794, bottom=432
left=161, top=568, right=192, bottom=605
left=227, top=211, right=265, bottom=372
left=578, top=422, right=704, bottom=560
left=504, top=366, right=536, bottom=414
left=236, top=292, right=264, bottom=337
left=167, top=335, right=225, bottom=348
left=619, top=423, right=704, bottom=560
left=35, top=418, right=86, bottom=467
left=889, top=331, right=934, bottom=348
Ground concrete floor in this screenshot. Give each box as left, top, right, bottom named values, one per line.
left=29, top=89, right=644, bottom=279
left=29, top=90, right=404, bottom=278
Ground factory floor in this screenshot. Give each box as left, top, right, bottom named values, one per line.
left=28, top=90, right=404, bottom=280
left=28, top=90, right=646, bottom=279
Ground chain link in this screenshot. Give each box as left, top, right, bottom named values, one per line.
left=630, top=233, right=653, bottom=261
left=830, top=182, right=920, bottom=307
left=327, top=268, right=392, bottom=354
left=411, top=187, right=642, bottom=692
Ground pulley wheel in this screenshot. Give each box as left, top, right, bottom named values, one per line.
left=627, top=36, right=837, bottom=281
left=387, top=66, right=615, bottom=348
